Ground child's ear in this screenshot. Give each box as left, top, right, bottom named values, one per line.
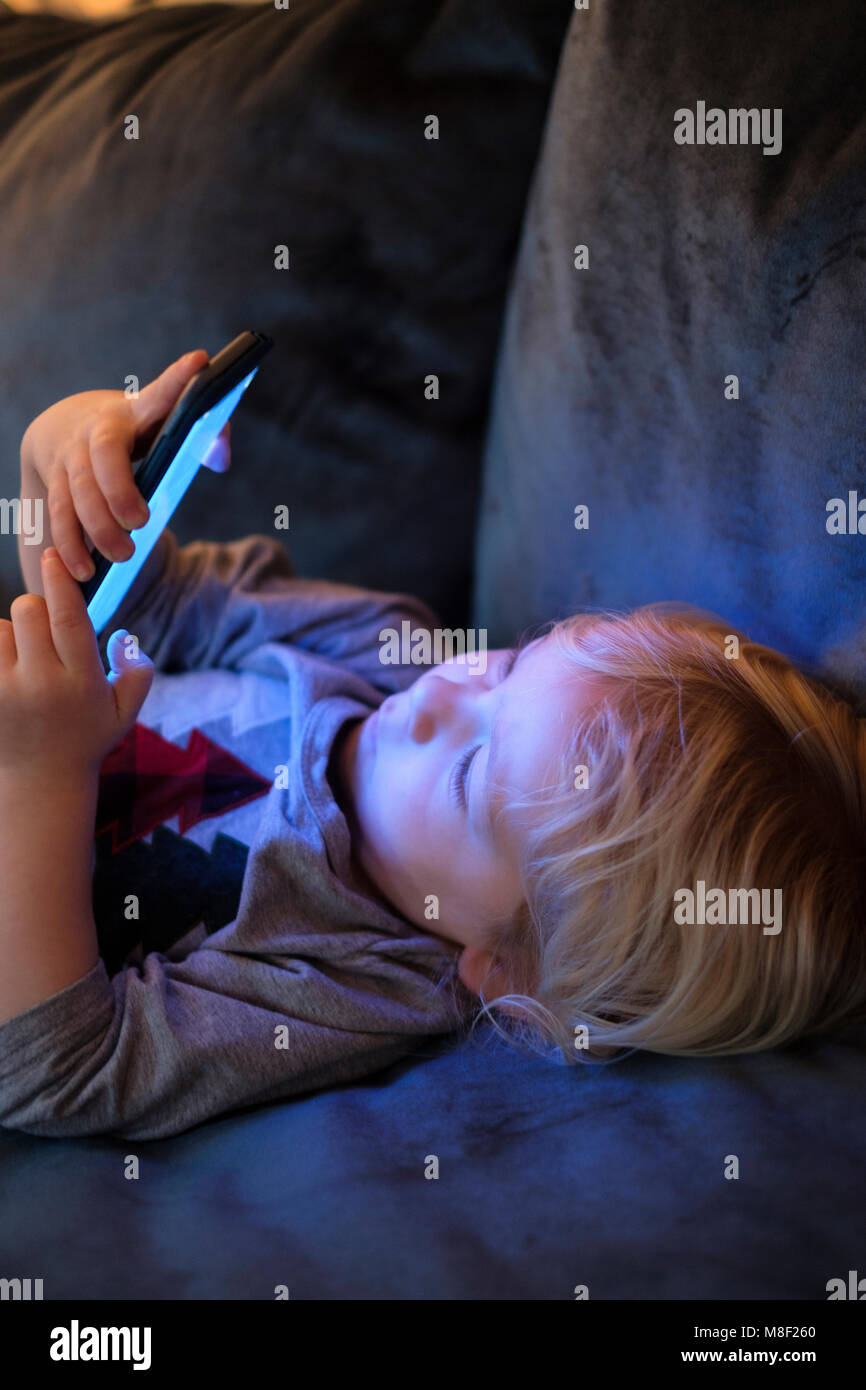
left=458, top=946, right=512, bottom=1001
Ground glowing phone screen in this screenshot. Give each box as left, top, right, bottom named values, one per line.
left=86, top=367, right=258, bottom=635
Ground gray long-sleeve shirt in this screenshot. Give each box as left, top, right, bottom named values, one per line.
left=0, top=529, right=476, bottom=1140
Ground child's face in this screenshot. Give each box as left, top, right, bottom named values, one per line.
left=336, top=633, right=599, bottom=988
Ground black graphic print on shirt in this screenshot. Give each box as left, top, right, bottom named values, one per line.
left=93, top=722, right=272, bottom=974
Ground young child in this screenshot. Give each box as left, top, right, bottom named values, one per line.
left=2, top=352, right=865, bottom=1141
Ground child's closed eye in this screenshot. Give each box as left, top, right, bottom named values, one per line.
left=449, top=646, right=521, bottom=811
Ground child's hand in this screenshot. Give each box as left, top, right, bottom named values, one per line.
left=20, top=349, right=231, bottom=583
left=0, top=548, right=154, bottom=779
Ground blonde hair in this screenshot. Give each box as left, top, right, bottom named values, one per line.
left=471, top=605, right=866, bottom=1064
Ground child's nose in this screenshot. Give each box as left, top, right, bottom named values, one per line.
left=408, top=669, right=472, bottom=741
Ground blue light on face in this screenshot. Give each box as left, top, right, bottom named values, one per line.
left=86, top=368, right=258, bottom=635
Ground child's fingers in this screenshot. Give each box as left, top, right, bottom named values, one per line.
left=202, top=421, right=231, bottom=473
left=65, top=441, right=135, bottom=566
left=46, top=466, right=97, bottom=582
left=105, top=628, right=154, bottom=728
left=0, top=618, right=15, bottom=668
left=89, top=425, right=149, bottom=532
left=131, top=349, right=208, bottom=433
left=39, top=547, right=102, bottom=673
left=8, top=590, right=56, bottom=670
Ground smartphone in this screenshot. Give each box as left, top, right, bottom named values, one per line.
left=80, top=329, right=274, bottom=635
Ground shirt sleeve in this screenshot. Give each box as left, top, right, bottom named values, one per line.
left=0, top=922, right=472, bottom=1141
left=97, top=528, right=443, bottom=692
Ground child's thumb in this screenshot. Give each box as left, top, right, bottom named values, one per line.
left=132, top=349, right=209, bottom=430
left=105, top=629, right=155, bottom=727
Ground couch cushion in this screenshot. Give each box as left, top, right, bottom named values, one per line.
left=0, top=0, right=571, bottom=621
left=3, top=1017, right=866, bottom=1297
left=473, top=0, right=866, bottom=703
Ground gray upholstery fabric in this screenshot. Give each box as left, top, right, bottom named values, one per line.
left=0, top=0, right=570, bottom=622
left=473, top=0, right=866, bottom=706
left=3, top=1019, right=866, bottom=1299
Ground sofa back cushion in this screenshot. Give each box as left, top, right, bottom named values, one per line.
left=474, top=0, right=866, bottom=703
left=0, top=0, right=571, bottom=620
